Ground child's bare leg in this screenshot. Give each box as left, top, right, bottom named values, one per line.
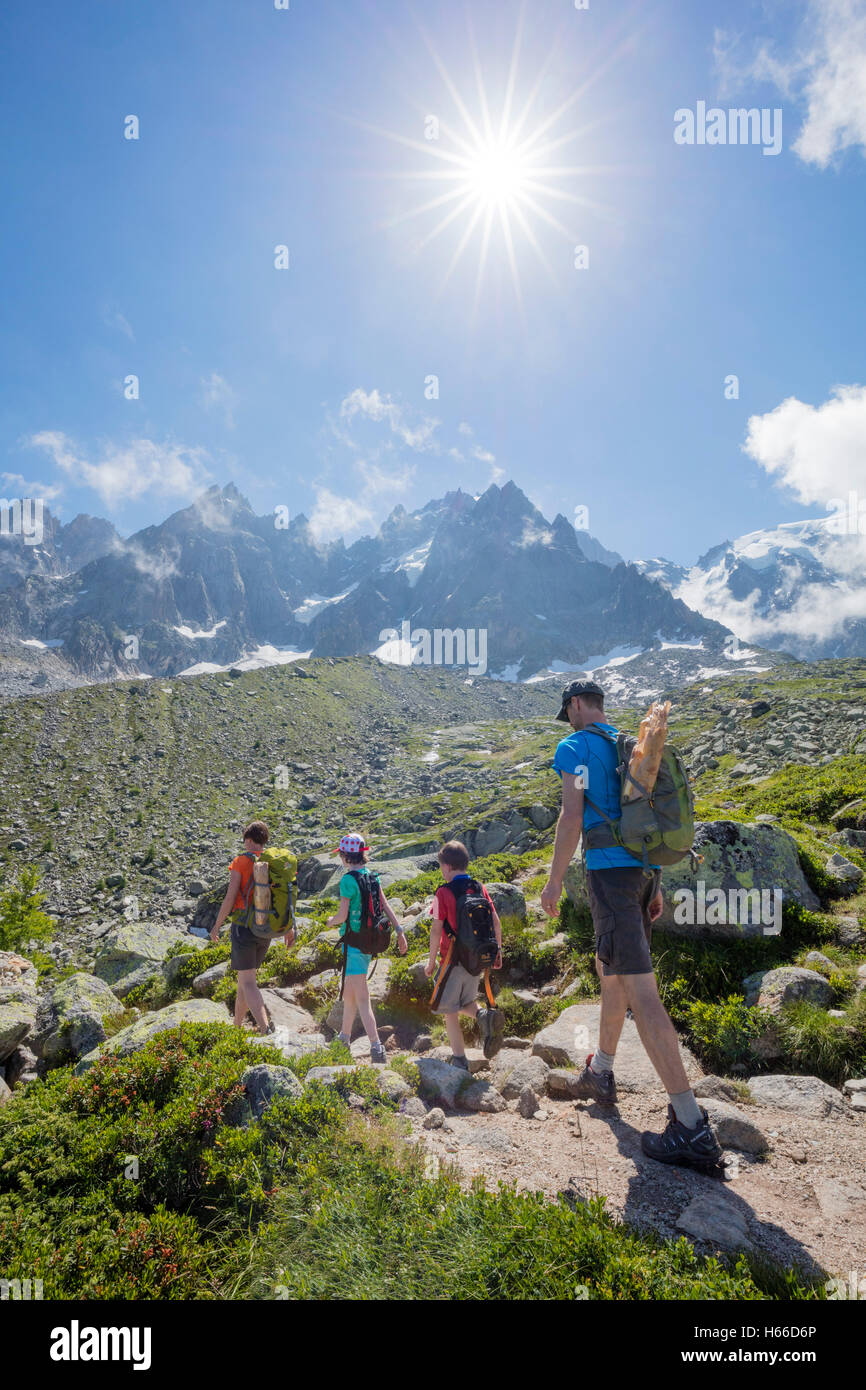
left=340, top=977, right=358, bottom=1041
left=443, top=1011, right=465, bottom=1055
left=234, top=976, right=248, bottom=1027
left=240, top=969, right=270, bottom=1033
left=356, top=979, right=380, bottom=1045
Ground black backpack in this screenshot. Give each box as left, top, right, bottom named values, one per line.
left=343, top=870, right=392, bottom=957
left=447, top=878, right=498, bottom=975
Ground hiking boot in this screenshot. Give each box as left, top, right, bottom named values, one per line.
left=370, top=1041, right=387, bottom=1065
left=450, top=1054, right=470, bottom=1072
left=641, top=1104, right=724, bottom=1174
left=477, top=1005, right=505, bottom=1060
left=571, top=1054, right=617, bottom=1105
left=336, top=1033, right=352, bottom=1049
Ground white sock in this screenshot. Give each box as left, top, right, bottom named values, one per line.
left=669, top=1089, right=703, bottom=1130
left=590, top=1047, right=615, bottom=1075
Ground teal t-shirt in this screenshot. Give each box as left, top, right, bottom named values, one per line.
left=339, top=872, right=371, bottom=974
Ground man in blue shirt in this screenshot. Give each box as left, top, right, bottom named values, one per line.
left=541, top=680, right=722, bottom=1174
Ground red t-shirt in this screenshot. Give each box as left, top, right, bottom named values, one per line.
left=432, top=876, right=495, bottom=961
left=230, top=851, right=261, bottom=914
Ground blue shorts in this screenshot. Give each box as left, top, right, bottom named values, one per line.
left=343, top=945, right=372, bottom=977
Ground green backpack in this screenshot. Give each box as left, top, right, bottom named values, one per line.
left=581, top=724, right=698, bottom=871
left=232, top=847, right=298, bottom=940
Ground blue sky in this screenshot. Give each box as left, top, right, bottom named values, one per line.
left=1, top=0, right=865, bottom=564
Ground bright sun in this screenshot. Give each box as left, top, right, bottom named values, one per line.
left=461, top=139, right=530, bottom=208
left=358, top=5, right=614, bottom=309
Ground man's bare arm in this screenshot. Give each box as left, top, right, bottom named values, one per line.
left=541, top=775, right=584, bottom=917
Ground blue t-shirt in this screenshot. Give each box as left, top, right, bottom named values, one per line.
left=553, top=722, right=657, bottom=871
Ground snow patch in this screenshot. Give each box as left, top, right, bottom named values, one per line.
left=294, top=586, right=359, bottom=624
left=179, top=646, right=312, bottom=677
left=173, top=620, right=227, bottom=640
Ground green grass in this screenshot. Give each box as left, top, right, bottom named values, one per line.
left=0, top=1023, right=826, bottom=1301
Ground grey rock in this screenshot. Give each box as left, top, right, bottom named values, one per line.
left=546, top=1066, right=584, bottom=1098
left=459, top=1078, right=508, bottom=1112
left=250, top=1030, right=327, bottom=1062
left=812, top=1178, right=866, bottom=1221
left=529, top=804, right=556, bottom=831
left=825, top=852, right=864, bottom=895
left=93, top=921, right=182, bottom=987
left=490, top=1052, right=550, bottom=1099
left=76, top=998, right=228, bottom=1070
left=191, top=961, right=230, bottom=996
left=829, top=829, right=866, bottom=849
left=229, top=1063, right=304, bottom=1126
left=694, top=1075, right=742, bottom=1103
left=0, top=951, right=39, bottom=1062
left=567, top=820, right=819, bottom=939
left=835, top=916, right=866, bottom=948
left=415, top=1056, right=470, bottom=1108
left=518, top=1083, right=540, bottom=1118
left=484, top=882, right=527, bottom=920
left=743, top=966, right=833, bottom=1014
left=747, top=1073, right=848, bottom=1119
left=260, top=989, right=320, bottom=1035
left=401, top=1096, right=427, bottom=1118
left=423, top=1106, right=445, bottom=1129
left=35, top=972, right=124, bottom=1061
left=676, top=1189, right=751, bottom=1250
left=700, top=1099, right=768, bottom=1154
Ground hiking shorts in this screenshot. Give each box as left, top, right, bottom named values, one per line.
left=343, top=945, right=372, bottom=978
left=230, top=920, right=271, bottom=973
left=431, top=960, right=481, bottom=1014
left=586, top=866, right=661, bottom=977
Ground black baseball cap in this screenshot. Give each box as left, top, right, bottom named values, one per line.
left=555, top=679, right=605, bottom=722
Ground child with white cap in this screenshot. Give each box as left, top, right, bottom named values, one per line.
left=326, top=832, right=407, bottom=1063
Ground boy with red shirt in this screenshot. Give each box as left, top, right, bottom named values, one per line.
left=425, top=840, right=502, bottom=1070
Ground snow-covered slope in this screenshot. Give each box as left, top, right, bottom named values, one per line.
left=655, top=519, right=866, bottom=661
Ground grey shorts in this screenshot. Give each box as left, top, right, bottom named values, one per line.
left=230, top=921, right=271, bottom=973
left=431, top=960, right=481, bottom=1014
left=586, top=867, right=661, bottom=977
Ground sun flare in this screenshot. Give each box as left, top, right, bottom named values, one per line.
left=359, top=6, right=619, bottom=309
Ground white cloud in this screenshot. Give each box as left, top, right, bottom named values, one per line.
left=200, top=372, right=237, bottom=428
left=743, top=384, right=866, bottom=505
left=1, top=472, right=64, bottom=502
left=308, top=487, right=375, bottom=542
left=340, top=388, right=439, bottom=451
left=458, top=422, right=474, bottom=437
left=103, top=306, right=135, bottom=340
left=358, top=460, right=415, bottom=496
left=678, top=555, right=866, bottom=649
left=120, top=539, right=180, bottom=583
left=715, top=1, right=866, bottom=166
left=27, top=432, right=212, bottom=507
left=520, top=521, right=554, bottom=548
